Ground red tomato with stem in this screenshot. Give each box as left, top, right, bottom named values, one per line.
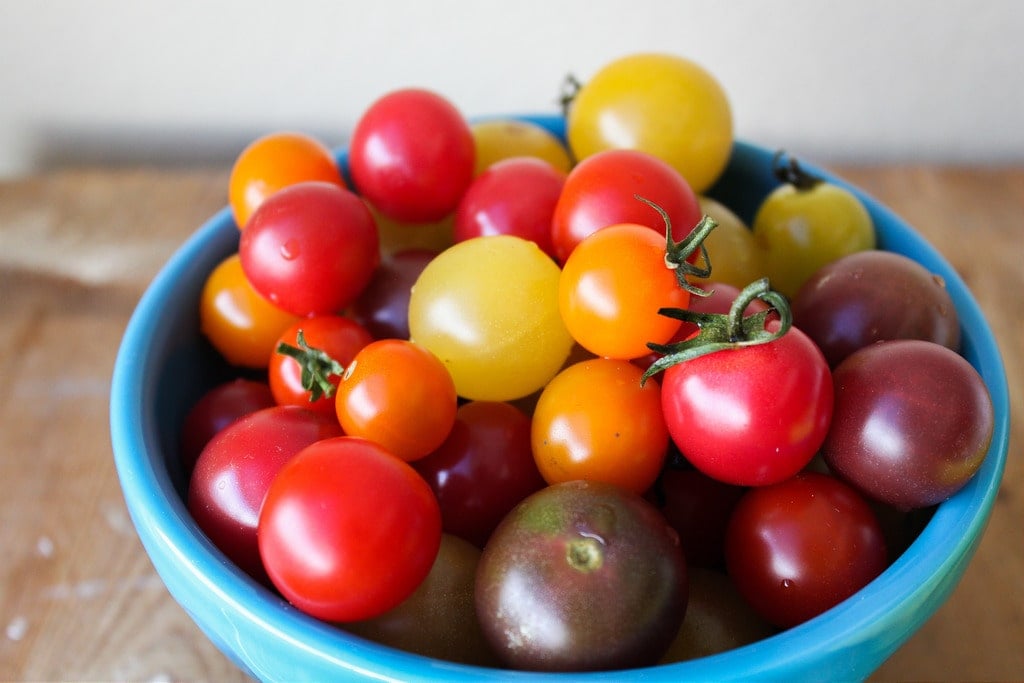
left=258, top=436, right=442, bottom=622
left=239, top=181, right=380, bottom=317
left=349, top=88, right=475, bottom=224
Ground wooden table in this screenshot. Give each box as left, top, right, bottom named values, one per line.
left=1, top=165, right=1021, bottom=681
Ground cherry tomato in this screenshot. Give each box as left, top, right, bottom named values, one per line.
left=475, top=480, right=688, bottom=671
left=371, top=204, right=454, bottom=256
left=268, top=315, right=373, bottom=415
left=187, top=406, right=343, bottom=583
left=199, top=253, right=302, bottom=368
left=660, top=319, right=833, bottom=487
left=343, top=534, right=498, bottom=666
left=228, top=131, right=345, bottom=230
left=792, top=250, right=961, bottom=368
left=408, top=235, right=575, bottom=401
left=822, top=340, right=994, bottom=509
left=566, top=53, right=733, bottom=193
left=179, top=378, right=276, bottom=473
left=349, top=248, right=437, bottom=340
left=725, top=472, right=888, bottom=628
left=470, top=118, right=572, bottom=175
left=239, top=181, right=380, bottom=317
left=348, top=88, right=475, bottom=223
left=531, top=358, right=668, bottom=494
left=453, top=157, right=565, bottom=259
left=559, top=222, right=690, bottom=360
left=334, top=339, right=457, bottom=462
left=752, top=155, right=875, bottom=298
left=258, top=436, right=442, bottom=622
left=692, top=196, right=766, bottom=290
left=414, top=401, right=543, bottom=548
left=551, top=148, right=702, bottom=264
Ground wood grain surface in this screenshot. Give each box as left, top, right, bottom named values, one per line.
left=1, top=165, right=1020, bottom=681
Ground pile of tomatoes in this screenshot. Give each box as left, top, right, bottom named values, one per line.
left=180, top=53, right=995, bottom=672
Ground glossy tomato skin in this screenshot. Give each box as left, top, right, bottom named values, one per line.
left=179, top=378, right=276, bottom=474
left=725, top=472, right=888, bottom=629
left=531, top=358, right=669, bottom=494
left=822, top=340, right=994, bottom=509
left=349, top=88, right=475, bottom=223
left=453, top=157, right=565, bottom=259
left=199, top=253, right=302, bottom=368
left=187, top=406, right=343, bottom=584
left=268, top=315, right=373, bottom=415
left=792, top=250, right=960, bottom=368
left=414, top=401, right=544, bottom=548
left=334, top=339, right=457, bottom=462
left=475, top=480, right=688, bottom=672
left=408, top=235, right=574, bottom=401
left=550, top=148, right=702, bottom=264
left=349, top=249, right=437, bottom=340
left=660, top=321, right=833, bottom=487
left=239, top=181, right=380, bottom=317
left=566, top=53, right=733, bottom=194
left=258, top=436, right=442, bottom=622
left=470, top=118, right=572, bottom=175
left=559, top=222, right=690, bottom=360
left=228, top=131, right=345, bottom=230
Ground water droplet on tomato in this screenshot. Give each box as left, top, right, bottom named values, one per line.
left=781, top=578, right=793, bottom=589
left=280, top=239, right=300, bottom=260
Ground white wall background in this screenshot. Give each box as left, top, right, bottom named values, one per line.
left=1, top=0, right=1022, bottom=177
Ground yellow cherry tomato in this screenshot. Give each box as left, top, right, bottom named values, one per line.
left=692, top=196, right=766, bottom=290
left=470, top=119, right=572, bottom=175
left=567, top=53, right=733, bottom=194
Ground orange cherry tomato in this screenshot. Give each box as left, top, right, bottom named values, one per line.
left=335, top=339, right=458, bottom=462
left=199, top=253, right=302, bottom=368
left=228, top=131, right=346, bottom=229
left=531, top=358, right=669, bottom=494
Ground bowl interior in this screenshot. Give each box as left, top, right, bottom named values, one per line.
left=110, top=115, right=1011, bottom=682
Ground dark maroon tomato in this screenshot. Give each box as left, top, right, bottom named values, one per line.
left=414, top=401, right=544, bottom=548
left=348, top=88, right=475, bottom=224
left=349, top=249, right=437, bottom=340
left=646, top=467, right=746, bottom=570
left=822, top=339, right=994, bottom=509
left=453, top=157, right=566, bottom=259
left=475, top=480, right=687, bottom=672
left=659, top=567, right=776, bottom=663
left=179, top=378, right=276, bottom=474
left=725, top=472, right=888, bottom=629
left=343, top=534, right=499, bottom=666
left=792, top=250, right=960, bottom=367
left=187, top=406, right=343, bottom=583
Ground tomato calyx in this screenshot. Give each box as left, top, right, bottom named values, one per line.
left=772, top=150, right=821, bottom=191
left=558, top=74, right=583, bottom=118
left=641, top=278, right=792, bottom=384
left=634, top=194, right=718, bottom=297
left=275, top=329, right=345, bottom=401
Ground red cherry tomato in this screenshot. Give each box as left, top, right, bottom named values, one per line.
left=348, top=88, right=475, bottom=223
left=453, top=156, right=565, bottom=258
left=269, top=315, right=374, bottom=415
left=414, top=401, right=545, bottom=548
left=725, top=472, right=888, bottom=628
left=179, top=378, right=276, bottom=473
left=258, top=436, right=442, bottom=622
left=660, top=319, right=833, bottom=487
left=551, top=148, right=702, bottom=264
left=239, top=181, right=380, bottom=317
left=187, top=406, right=343, bottom=583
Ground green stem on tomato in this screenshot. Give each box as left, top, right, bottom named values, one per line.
left=633, top=194, right=718, bottom=297
left=640, top=277, right=793, bottom=386
left=274, top=329, right=345, bottom=402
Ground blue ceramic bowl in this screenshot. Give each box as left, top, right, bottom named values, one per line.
left=111, top=115, right=1010, bottom=681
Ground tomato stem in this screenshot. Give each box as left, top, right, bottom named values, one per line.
left=557, top=74, right=582, bottom=119
left=640, top=278, right=793, bottom=385
left=635, top=194, right=717, bottom=297
left=772, top=150, right=821, bottom=191
left=274, top=329, right=345, bottom=402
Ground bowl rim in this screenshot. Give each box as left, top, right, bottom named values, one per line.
left=110, top=115, right=1011, bottom=681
